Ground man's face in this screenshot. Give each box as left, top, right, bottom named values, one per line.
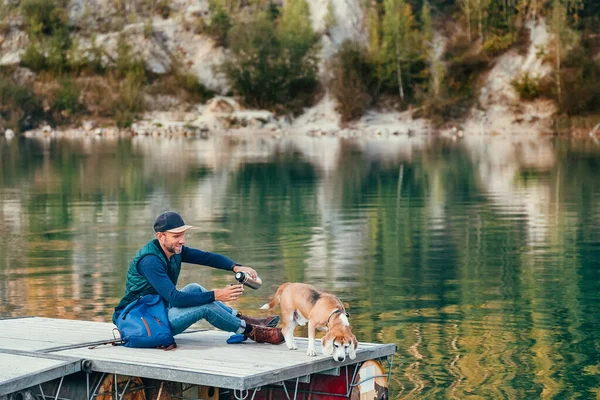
left=158, top=231, right=186, bottom=256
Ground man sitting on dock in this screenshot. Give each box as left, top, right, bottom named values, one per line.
left=113, top=211, right=285, bottom=345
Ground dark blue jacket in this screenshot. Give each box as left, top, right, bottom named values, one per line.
left=113, top=239, right=236, bottom=323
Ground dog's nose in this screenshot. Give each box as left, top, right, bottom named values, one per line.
left=337, top=357, right=344, bottom=362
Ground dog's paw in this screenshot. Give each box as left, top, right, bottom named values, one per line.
left=307, top=348, right=317, bottom=356
left=285, top=341, right=298, bottom=350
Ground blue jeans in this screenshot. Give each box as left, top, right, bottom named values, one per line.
left=168, top=283, right=245, bottom=335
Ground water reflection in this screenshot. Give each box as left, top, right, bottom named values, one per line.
left=1, top=134, right=600, bottom=398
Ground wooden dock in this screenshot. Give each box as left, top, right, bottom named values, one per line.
left=0, top=317, right=397, bottom=398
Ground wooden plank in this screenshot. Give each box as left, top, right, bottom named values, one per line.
left=55, top=330, right=397, bottom=390
left=0, top=353, right=81, bottom=396
left=0, top=317, right=398, bottom=392
left=0, top=317, right=116, bottom=352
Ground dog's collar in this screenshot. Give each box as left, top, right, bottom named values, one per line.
left=326, top=309, right=349, bottom=328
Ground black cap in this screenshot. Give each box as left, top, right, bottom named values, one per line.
left=153, top=212, right=193, bottom=233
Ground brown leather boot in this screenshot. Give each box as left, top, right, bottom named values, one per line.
left=238, top=314, right=279, bottom=328
left=246, top=325, right=285, bottom=344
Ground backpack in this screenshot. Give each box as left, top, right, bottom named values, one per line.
left=115, top=294, right=176, bottom=349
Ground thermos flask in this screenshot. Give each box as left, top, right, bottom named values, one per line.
left=234, top=271, right=262, bottom=290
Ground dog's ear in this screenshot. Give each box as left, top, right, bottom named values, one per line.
left=321, top=332, right=334, bottom=355
left=348, top=334, right=358, bottom=360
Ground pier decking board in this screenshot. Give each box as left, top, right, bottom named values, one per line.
left=0, top=353, right=81, bottom=396
left=56, top=330, right=396, bottom=390
left=0, top=317, right=397, bottom=393
left=0, top=317, right=116, bottom=352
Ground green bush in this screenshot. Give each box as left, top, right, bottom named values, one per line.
left=206, top=5, right=232, bottom=47
left=483, top=33, right=517, bottom=56
left=46, top=27, right=72, bottom=74
left=20, top=0, right=67, bottom=36
left=223, top=1, right=320, bottom=114
left=114, top=35, right=147, bottom=82
left=114, top=71, right=146, bottom=128
left=327, top=41, right=375, bottom=123
left=558, top=46, right=600, bottom=115
left=20, top=42, right=48, bottom=71
left=440, top=36, right=489, bottom=120
left=174, top=71, right=213, bottom=102
left=0, top=79, right=44, bottom=132
left=19, top=0, right=72, bottom=75
left=54, top=79, right=80, bottom=118
left=20, top=27, right=72, bottom=74
left=511, top=73, right=541, bottom=100
left=156, top=0, right=171, bottom=19
left=418, top=92, right=471, bottom=125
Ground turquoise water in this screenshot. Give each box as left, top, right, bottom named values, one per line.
left=1, top=134, right=599, bottom=398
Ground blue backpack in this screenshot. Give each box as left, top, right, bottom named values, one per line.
left=116, top=294, right=176, bottom=349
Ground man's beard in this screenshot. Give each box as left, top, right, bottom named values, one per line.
left=166, top=244, right=182, bottom=254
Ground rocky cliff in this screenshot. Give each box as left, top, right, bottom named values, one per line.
left=0, top=0, right=571, bottom=138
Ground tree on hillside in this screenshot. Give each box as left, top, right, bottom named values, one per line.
left=547, top=0, right=584, bottom=110
left=519, top=0, right=542, bottom=20
left=421, top=0, right=433, bottom=44
left=327, top=41, right=375, bottom=123
left=223, top=0, right=319, bottom=113
left=460, top=0, right=473, bottom=41
left=563, top=0, right=583, bottom=15
left=366, top=0, right=383, bottom=96
left=382, top=0, right=415, bottom=103
left=478, top=0, right=491, bottom=41
left=460, top=0, right=490, bottom=42
left=522, top=0, right=582, bottom=22
left=551, top=0, right=565, bottom=103
left=277, top=0, right=319, bottom=63
left=324, top=0, right=337, bottom=33
left=421, top=0, right=443, bottom=98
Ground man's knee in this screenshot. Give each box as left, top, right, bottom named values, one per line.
left=181, top=283, right=208, bottom=293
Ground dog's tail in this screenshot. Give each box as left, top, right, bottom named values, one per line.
left=260, top=282, right=291, bottom=310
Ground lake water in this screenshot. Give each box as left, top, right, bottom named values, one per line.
left=1, top=133, right=599, bottom=398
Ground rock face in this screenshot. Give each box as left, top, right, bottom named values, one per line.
left=0, top=1, right=566, bottom=137
left=305, top=0, right=367, bottom=64
left=458, top=20, right=556, bottom=137
left=1, top=0, right=229, bottom=92
left=0, top=17, right=28, bottom=66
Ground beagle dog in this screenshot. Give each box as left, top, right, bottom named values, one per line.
left=261, top=282, right=358, bottom=361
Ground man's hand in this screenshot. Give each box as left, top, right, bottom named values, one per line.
left=233, top=265, right=259, bottom=280
left=214, top=284, right=244, bottom=302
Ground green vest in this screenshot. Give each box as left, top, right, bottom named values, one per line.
left=112, top=239, right=182, bottom=323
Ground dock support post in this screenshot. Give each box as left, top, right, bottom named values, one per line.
left=233, top=388, right=259, bottom=400
left=280, top=377, right=300, bottom=400
left=88, top=372, right=106, bottom=400
left=53, top=376, right=64, bottom=400
left=344, top=364, right=361, bottom=397
left=118, top=377, right=133, bottom=400
left=38, top=383, right=46, bottom=400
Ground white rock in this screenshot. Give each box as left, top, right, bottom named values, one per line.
left=82, top=121, right=95, bottom=131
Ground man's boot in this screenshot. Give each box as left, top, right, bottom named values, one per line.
left=246, top=325, right=285, bottom=344
left=238, top=313, right=279, bottom=328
